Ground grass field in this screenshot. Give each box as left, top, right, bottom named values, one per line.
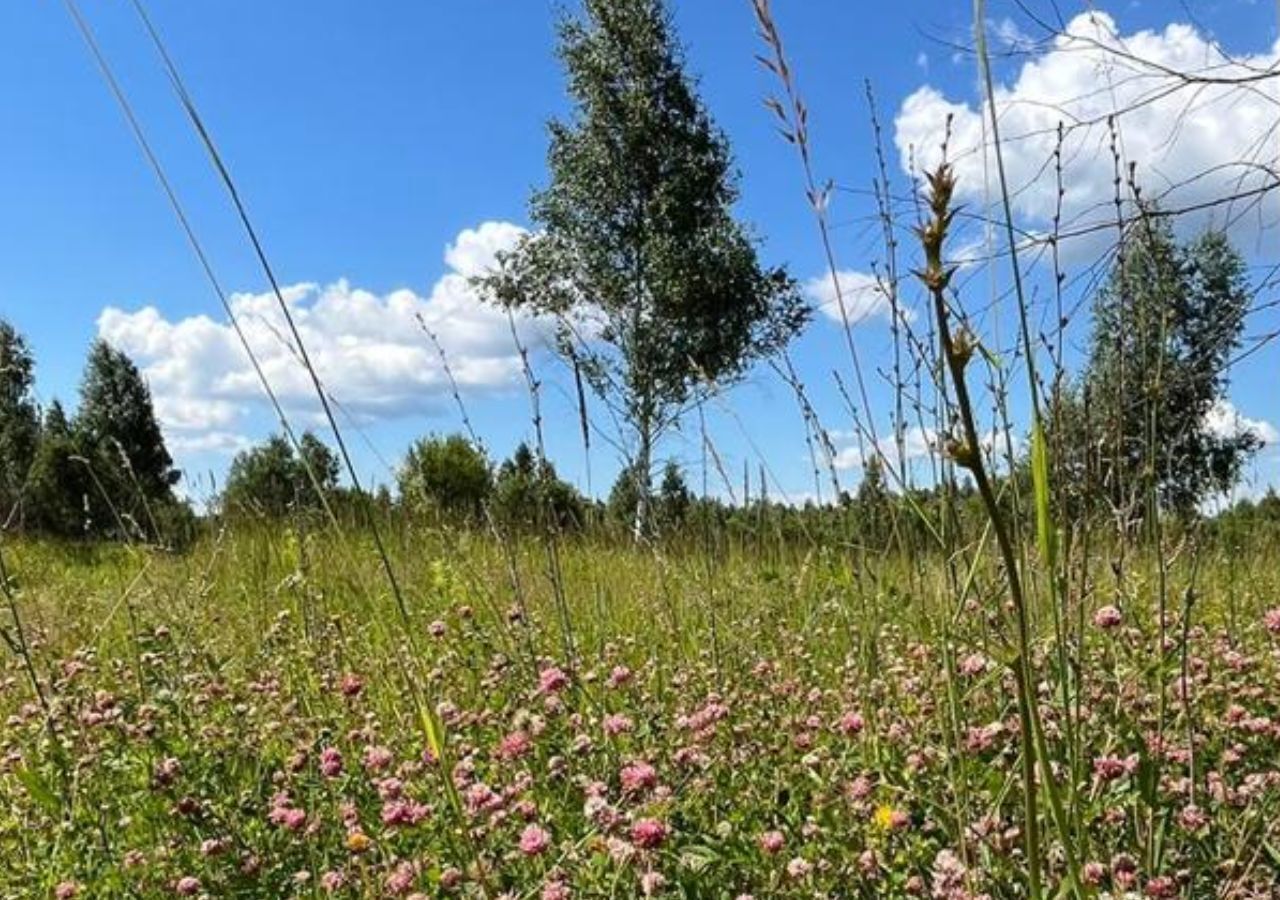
left=4, top=525, right=1280, bottom=898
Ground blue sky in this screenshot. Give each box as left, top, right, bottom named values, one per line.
left=1, top=0, right=1277, bottom=504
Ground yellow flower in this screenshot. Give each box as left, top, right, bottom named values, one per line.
left=345, top=831, right=371, bottom=854
left=873, top=805, right=896, bottom=831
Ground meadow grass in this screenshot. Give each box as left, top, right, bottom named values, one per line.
left=4, top=525, right=1280, bottom=898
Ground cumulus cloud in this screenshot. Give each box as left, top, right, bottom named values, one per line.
left=832, top=424, right=1021, bottom=474
left=894, top=11, right=1280, bottom=245
left=98, top=221, right=539, bottom=455
left=1204, top=400, right=1279, bottom=447
left=832, top=425, right=938, bottom=471
left=804, top=270, right=905, bottom=326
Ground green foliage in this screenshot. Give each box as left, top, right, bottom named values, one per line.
left=1078, top=222, right=1258, bottom=516
left=16, top=341, right=184, bottom=541
left=398, top=434, right=493, bottom=521
left=0, top=319, right=40, bottom=526
left=491, top=443, right=586, bottom=532
left=76, top=340, right=178, bottom=500
left=25, top=402, right=89, bottom=537
left=67, top=340, right=183, bottom=539
left=477, top=0, right=808, bottom=515
left=221, top=432, right=339, bottom=518
left=656, top=460, right=691, bottom=531
left=854, top=455, right=892, bottom=547
left=607, top=461, right=650, bottom=533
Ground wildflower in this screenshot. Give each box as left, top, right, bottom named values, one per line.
left=1144, top=875, right=1178, bottom=898
left=758, top=830, right=785, bottom=854
left=199, top=837, right=228, bottom=857
left=631, top=818, right=669, bottom=849
left=607, top=665, right=632, bottom=688
left=620, top=761, right=658, bottom=794
left=584, top=794, right=619, bottom=829
left=55, top=883, right=81, bottom=899
left=1177, top=804, right=1209, bottom=832
left=542, top=881, right=571, bottom=900
left=1093, top=605, right=1123, bottom=630
left=785, top=857, right=813, bottom=879
left=603, top=713, right=634, bottom=736
left=958, top=652, right=988, bottom=676
left=268, top=796, right=308, bottom=832
left=428, top=619, right=446, bottom=637
left=321, top=870, right=346, bottom=892
left=520, top=824, right=552, bottom=856
left=345, top=830, right=372, bottom=853
left=640, top=871, right=667, bottom=895
left=1111, top=853, right=1139, bottom=889
left=858, top=849, right=880, bottom=878
left=363, top=745, right=394, bottom=772
left=384, top=860, right=418, bottom=895
left=965, top=722, right=1003, bottom=754
left=1264, top=608, right=1280, bottom=635
left=1092, top=754, right=1139, bottom=782
left=837, top=711, right=865, bottom=736
left=498, top=730, right=533, bottom=760
left=381, top=798, right=431, bottom=827
left=440, top=867, right=463, bottom=889
left=847, top=775, right=874, bottom=801
left=1081, top=861, right=1106, bottom=886
left=175, top=876, right=201, bottom=896
left=338, top=673, right=364, bottom=697
left=319, top=746, right=343, bottom=779
left=930, top=849, right=967, bottom=897
left=874, top=804, right=908, bottom=831
left=538, top=667, right=569, bottom=694
left=153, top=756, right=181, bottom=787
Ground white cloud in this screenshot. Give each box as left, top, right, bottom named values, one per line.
left=98, top=220, right=539, bottom=457
left=833, top=425, right=938, bottom=471
left=832, top=424, right=1021, bottom=473
left=895, top=12, right=1280, bottom=246
left=443, top=221, right=527, bottom=278
left=167, top=431, right=253, bottom=455
left=804, top=270, right=906, bottom=326
left=1204, top=399, right=1279, bottom=446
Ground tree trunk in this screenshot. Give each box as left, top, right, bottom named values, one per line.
left=632, top=411, right=652, bottom=543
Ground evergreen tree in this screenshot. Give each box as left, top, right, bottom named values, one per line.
left=657, top=460, right=691, bottom=530
left=607, top=462, right=650, bottom=534
left=26, top=400, right=89, bottom=536
left=855, top=455, right=891, bottom=546
left=492, top=442, right=585, bottom=531
left=0, top=319, right=39, bottom=526
left=75, top=340, right=178, bottom=512
left=478, top=0, right=808, bottom=536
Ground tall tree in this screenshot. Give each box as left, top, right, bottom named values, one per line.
left=26, top=401, right=89, bottom=536
left=75, top=340, right=179, bottom=534
left=1083, top=221, right=1257, bottom=516
left=221, top=432, right=339, bottom=518
left=478, top=0, right=808, bottom=534
left=0, top=319, right=39, bottom=526
left=492, top=442, right=586, bottom=531
left=399, top=434, right=493, bottom=521
left=657, top=460, right=691, bottom=530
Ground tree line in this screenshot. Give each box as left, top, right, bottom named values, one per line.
left=0, top=327, right=188, bottom=541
